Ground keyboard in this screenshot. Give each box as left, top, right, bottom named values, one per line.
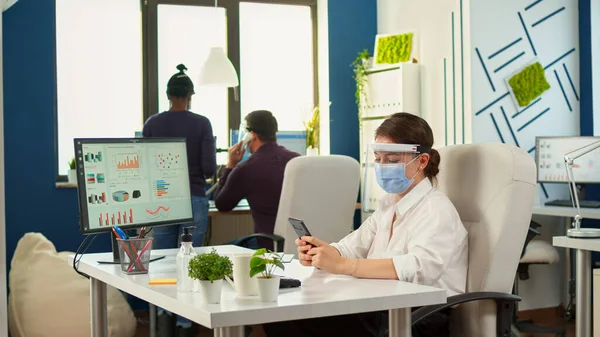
left=545, top=199, right=600, bottom=208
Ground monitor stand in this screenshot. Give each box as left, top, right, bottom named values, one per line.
left=96, top=231, right=166, bottom=265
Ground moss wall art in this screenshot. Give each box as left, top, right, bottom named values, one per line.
left=375, top=33, right=413, bottom=64
left=508, top=62, right=551, bottom=107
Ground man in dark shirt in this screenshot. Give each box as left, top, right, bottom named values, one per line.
left=214, top=110, right=299, bottom=249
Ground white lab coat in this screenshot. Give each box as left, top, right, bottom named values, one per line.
left=331, top=178, right=468, bottom=296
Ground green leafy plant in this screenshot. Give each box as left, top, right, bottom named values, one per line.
left=375, top=33, right=413, bottom=65
left=68, top=158, right=76, bottom=170
left=303, top=106, right=320, bottom=149
left=188, top=248, right=233, bottom=283
left=508, top=62, right=551, bottom=107
left=352, top=49, right=372, bottom=115
left=249, top=248, right=285, bottom=279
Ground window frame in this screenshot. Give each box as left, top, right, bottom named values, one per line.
left=55, top=0, right=318, bottom=181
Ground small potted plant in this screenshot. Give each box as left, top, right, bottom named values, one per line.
left=249, top=248, right=285, bottom=302
left=67, top=158, right=77, bottom=184
left=188, top=248, right=233, bottom=304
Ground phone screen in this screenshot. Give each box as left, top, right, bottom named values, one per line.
left=288, top=217, right=312, bottom=239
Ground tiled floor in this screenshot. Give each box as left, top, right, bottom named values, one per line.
left=133, top=307, right=575, bottom=337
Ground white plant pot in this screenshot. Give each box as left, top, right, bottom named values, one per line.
left=256, top=276, right=280, bottom=302
left=306, top=147, right=319, bottom=156
left=198, top=279, right=223, bottom=304
left=67, top=169, right=77, bottom=184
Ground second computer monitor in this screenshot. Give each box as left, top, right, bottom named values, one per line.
left=230, top=130, right=307, bottom=155
left=536, top=136, right=600, bottom=183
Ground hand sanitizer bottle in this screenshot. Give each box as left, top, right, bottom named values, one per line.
left=176, top=226, right=197, bottom=292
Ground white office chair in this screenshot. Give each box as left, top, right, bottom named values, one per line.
left=233, top=155, right=360, bottom=254
left=411, top=143, right=537, bottom=337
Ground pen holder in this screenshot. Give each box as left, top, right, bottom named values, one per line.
left=117, top=238, right=153, bottom=275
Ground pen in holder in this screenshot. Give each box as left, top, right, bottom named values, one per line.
left=117, top=237, right=153, bottom=274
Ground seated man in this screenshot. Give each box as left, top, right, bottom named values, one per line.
left=214, top=110, right=299, bottom=249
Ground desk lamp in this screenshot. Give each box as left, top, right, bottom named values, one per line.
left=564, top=139, right=600, bottom=238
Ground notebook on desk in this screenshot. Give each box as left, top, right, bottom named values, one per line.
left=545, top=199, right=600, bottom=208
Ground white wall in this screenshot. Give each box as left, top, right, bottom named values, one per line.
left=470, top=0, right=579, bottom=310
left=317, top=0, right=330, bottom=155
left=377, top=0, right=471, bottom=147
left=0, top=8, right=7, bottom=335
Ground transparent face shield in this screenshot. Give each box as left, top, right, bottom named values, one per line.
left=362, top=143, right=428, bottom=213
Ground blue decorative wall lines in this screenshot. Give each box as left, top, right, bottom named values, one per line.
left=472, top=0, right=579, bottom=202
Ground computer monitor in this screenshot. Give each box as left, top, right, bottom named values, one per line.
left=74, top=138, right=194, bottom=235
left=230, top=130, right=307, bottom=155
left=536, top=136, right=600, bottom=183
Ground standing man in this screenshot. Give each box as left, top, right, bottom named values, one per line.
left=143, top=64, right=216, bottom=337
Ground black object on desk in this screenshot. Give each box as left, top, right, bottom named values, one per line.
left=229, top=275, right=301, bottom=288
left=545, top=199, right=600, bottom=208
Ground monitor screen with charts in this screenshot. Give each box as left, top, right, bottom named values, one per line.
left=74, top=138, right=193, bottom=234
left=536, top=136, right=600, bottom=184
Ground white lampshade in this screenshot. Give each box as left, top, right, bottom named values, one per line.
left=199, top=47, right=239, bottom=87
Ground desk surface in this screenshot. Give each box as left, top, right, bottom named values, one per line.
left=533, top=204, right=600, bottom=220
left=553, top=236, right=600, bottom=251
left=76, top=246, right=446, bottom=328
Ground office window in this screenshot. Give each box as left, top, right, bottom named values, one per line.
left=239, top=2, right=315, bottom=131
left=157, top=5, right=229, bottom=151
left=55, top=0, right=143, bottom=177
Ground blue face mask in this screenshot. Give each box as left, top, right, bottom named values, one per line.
left=374, top=157, right=419, bottom=194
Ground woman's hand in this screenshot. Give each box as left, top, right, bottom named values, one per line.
left=296, top=236, right=346, bottom=274
left=295, top=237, right=315, bottom=267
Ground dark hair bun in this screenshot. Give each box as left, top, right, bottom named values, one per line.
left=176, top=64, right=188, bottom=73
left=424, top=148, right=440, bottom=178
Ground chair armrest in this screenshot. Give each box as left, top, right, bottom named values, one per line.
left=412, top=292, right=520, bottom=337
left=230, top=233, right=285, bottom=252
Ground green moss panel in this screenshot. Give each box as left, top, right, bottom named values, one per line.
left=508, top=62, right=551, bottom=107
left=376, top=33, right=413, bottom=64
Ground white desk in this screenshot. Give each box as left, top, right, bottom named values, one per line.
left=75, top=245, right=446, bottom=337
left=554, top=236, right=600, bottom=337
left=533, top=205, right=600, bottom=220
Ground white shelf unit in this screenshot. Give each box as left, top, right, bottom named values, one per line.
left=359, top=63, right=422, bottom=221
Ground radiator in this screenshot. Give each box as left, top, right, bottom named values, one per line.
left=208, top=214, right=254, bottom=245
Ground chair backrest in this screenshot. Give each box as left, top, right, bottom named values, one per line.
left=273, top=155, right=360, bottom=254
left=436, top=143, right=536, bottom=337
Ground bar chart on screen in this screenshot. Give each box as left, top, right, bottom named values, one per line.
left=153, top=179, right=169, bottom=197
left=98, top=209, right=134, bottom=227
left=116, top=153, right=140, bottom=170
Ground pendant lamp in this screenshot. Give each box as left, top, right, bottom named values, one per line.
left=199, top=0, right=239, bottom=87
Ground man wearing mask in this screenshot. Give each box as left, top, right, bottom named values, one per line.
left=214, top=110, right=299, bottom=249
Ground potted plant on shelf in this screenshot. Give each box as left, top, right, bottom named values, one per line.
left=351, top=49, right=372, bottom=123
left=67, top=158, right=77, bottom=184
left=249, top=248, right=285, bottom=302
left=304, top=106, right=320, bottom=156
left=188, top=248, right=233, bottom=304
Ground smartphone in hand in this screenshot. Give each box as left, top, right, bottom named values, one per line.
left=288, top=217, right=315, bottom=249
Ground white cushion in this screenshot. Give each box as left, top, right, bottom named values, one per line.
left=8, top=233, right=137, bottom=337
left=520, top=239, right=560, bottom=264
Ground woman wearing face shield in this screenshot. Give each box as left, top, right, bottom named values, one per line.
left=261, top=113, right=468, bottom=337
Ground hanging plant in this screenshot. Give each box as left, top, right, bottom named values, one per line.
left=351, top=49, right=372, bottom=120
